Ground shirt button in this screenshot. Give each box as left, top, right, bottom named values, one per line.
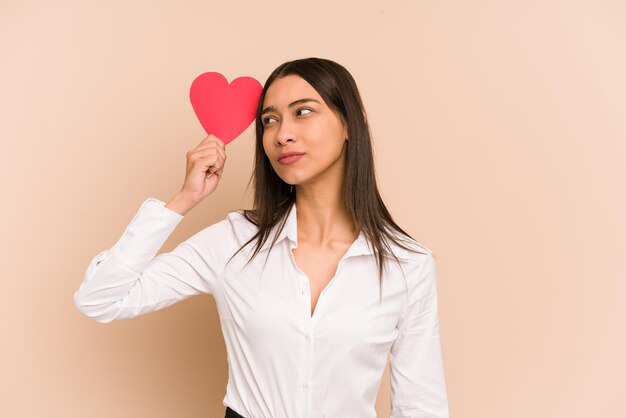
left=302, top=383, right=308, bottom=389
left=305, top=334, right=310, bottom=342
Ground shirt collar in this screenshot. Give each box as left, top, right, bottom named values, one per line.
left=257, top=202, right=421, bottom=261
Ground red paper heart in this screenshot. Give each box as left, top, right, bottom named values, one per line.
left=189, top=72, right=263, bottom=145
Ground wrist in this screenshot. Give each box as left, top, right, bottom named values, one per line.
left=165, top=192, right=199, bottom=216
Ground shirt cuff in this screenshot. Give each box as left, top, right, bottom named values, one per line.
left=109, top=197, right=184, bottom=272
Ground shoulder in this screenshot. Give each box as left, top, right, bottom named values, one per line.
left=383, top=233, right=436, bottom=286
left=386, top=237, right=438, bottom=300
left=180, top=209, right=257, bottom=251
left=224, top=209, right=262, bottom=245
left=385, top=234, right=433, bottom=262
left=226, top=209, right=259, bottom=233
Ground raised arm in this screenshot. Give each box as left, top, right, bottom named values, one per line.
left=74, top=134, right=229, bottom=323
left=73, top=197, right=227, bottom=323
left=389, top=254, right=449, bottom=418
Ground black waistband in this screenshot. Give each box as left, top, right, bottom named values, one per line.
left=225, top=406, right=246, bottom=418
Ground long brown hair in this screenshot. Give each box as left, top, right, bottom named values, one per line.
left=226, top=57, right=429, bottom=299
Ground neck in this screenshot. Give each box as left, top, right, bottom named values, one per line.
left=294, top=182, right=359, bottom=248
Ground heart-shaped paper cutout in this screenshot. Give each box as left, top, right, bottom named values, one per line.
left=190, top=72, right=263, bottom=145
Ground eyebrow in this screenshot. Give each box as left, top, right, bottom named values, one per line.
left=261, top=98, right=321, bottom=116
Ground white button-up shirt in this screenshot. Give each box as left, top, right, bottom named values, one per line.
left=74, top=198, right=449, bottom=418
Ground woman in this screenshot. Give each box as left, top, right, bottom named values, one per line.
left=74, top=57, right=449, bottom=418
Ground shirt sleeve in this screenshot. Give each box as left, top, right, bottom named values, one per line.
left=389, top=254, right=450, bottom=418
left=73, top=197, right=227, bottom=324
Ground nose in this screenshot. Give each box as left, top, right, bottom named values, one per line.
left=275, top=120, right=296, bottom=146
left=276, top=136, right=295, bottom=146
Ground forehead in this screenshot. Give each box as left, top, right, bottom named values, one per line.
left=262, top=75, right=323, bottom=106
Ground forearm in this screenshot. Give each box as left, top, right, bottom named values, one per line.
left=165, top=192, right=199, bottom=216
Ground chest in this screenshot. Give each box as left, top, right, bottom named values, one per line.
left=217, top=242, right=407, bottom=356
left=291, top=245, right=348, bottom=317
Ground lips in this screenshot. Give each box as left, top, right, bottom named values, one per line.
left=278, top=152, right=304, bottom=162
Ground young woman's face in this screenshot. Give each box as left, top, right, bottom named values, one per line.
left=261, top=74, right=348, bottom=187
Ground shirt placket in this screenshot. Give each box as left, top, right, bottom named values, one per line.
left=289, top=241, right=354, bottom=418
left=288, top=244, right=314, bottom=418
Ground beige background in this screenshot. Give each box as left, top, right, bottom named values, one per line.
left=1, top=0, right=624, bottom=417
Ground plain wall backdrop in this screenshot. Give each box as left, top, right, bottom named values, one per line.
left=1, top=0, right=624, bottom=417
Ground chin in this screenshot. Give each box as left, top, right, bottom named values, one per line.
left=277, top=172, right=302, bottom=185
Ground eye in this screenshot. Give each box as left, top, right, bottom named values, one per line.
left=262, top=108, right=313, bottom=126
left=262, top=116, right=276, bottom=125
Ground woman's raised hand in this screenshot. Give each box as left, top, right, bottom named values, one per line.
left=166, top=134, right=227, bottom=215
left=181, top=134, right=227, bottom=201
